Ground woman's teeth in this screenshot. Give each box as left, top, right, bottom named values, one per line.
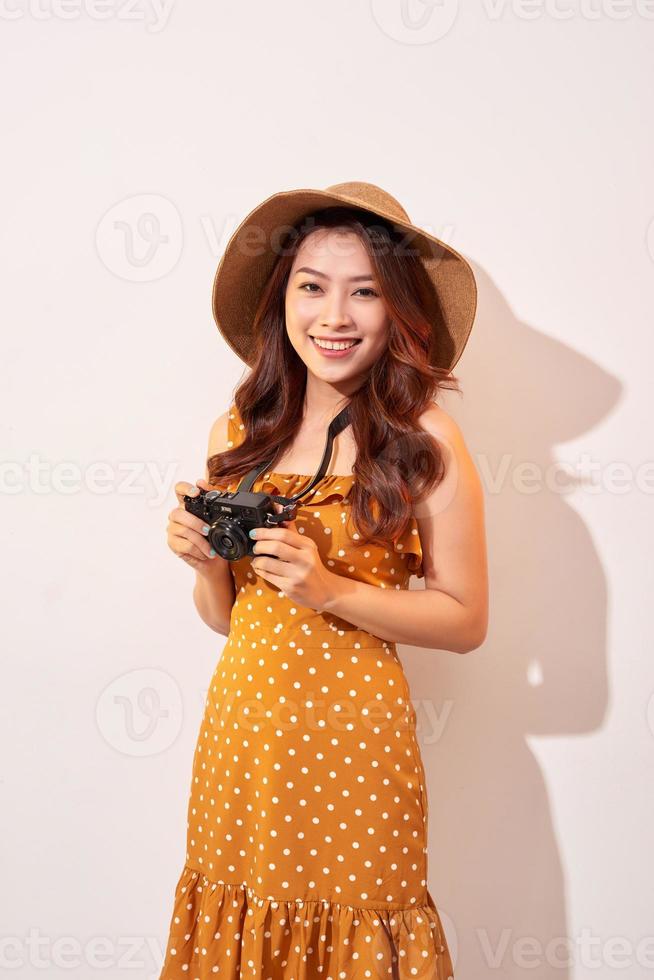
left=311, top=337, right=360, bottom=350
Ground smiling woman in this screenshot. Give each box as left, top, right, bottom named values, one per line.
left=158, top=181, right=482, bottom=980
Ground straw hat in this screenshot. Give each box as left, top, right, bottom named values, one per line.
left=211, top=181, right=477, bottom=372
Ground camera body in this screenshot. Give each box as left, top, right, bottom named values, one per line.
left=184, top=487, right=298, bottom=561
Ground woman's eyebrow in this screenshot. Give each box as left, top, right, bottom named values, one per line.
left=293, top=266, right=375, bottom=283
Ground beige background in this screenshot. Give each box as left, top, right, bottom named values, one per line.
left=1, top=2, right=652, bottom=978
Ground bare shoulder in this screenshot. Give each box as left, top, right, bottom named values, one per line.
left=415, top=402, right=483, bottom=504
left=417, top=402, right=469, bottom=458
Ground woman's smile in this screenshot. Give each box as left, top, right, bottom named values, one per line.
left=309, top=335, right=363, bottom=358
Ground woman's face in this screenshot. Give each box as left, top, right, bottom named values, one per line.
left=285, top=227, right=391, bottom=383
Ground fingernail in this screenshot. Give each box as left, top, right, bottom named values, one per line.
left=209, top=548, right=216, bottom=557
left=188, top=487, right=198, bottom=495
left=202, top=525, right=209, bottom=535
left=249, top=528, right=257, bottom=538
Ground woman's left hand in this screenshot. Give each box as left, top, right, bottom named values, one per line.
left=249, top=502, right=341, bottom=612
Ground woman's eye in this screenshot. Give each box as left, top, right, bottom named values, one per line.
left=299, top=282, right=379, bottom=297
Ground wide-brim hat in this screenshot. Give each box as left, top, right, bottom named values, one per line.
left=211, top=181, right=477, bottom=373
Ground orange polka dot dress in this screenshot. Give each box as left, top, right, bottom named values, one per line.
left=158, top=404, right=455, bottom=979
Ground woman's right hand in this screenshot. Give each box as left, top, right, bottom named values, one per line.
left=167, top=478, right=219, bottom=570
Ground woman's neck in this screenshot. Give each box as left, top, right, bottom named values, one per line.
left=302, top=378, right=354, bottom=429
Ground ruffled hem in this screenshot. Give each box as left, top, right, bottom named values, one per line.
left=159, top=865, right=454, bottom=979
left=391, top=519, right=425, bottom=579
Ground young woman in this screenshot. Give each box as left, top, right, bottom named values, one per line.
left=161, top=182, right=488, bottom=979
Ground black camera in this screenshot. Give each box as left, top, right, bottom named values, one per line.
left=184, top=487, right=299, bottom=561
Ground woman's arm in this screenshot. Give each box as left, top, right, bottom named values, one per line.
left=193, top=560, right=235, bottom=635
left=191, top=411, right=236, bottom=635
left=322, top=405, right=489, bottom=653
left=321, top=580, right=483, bottom=652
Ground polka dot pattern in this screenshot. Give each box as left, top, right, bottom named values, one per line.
left=157, top=407, right=454, bottom=978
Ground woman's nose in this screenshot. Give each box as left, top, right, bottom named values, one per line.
left=319, top=292, right=353, bottom=326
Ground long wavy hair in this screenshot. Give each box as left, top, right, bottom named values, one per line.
left=207, top=206, right=462, bottom=548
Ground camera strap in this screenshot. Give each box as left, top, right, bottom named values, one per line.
left=238, top=404, right=352, bottom=503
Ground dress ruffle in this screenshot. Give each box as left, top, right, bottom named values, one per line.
left=255, top=471, right=355, bottom=506
left=391, top=518, right=425, bottom=579
left=159, top=865, right=454, bottom=979
left=214, top=471, right=353, bottom=507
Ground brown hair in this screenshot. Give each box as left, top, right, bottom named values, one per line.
left=207, top=206, right=461, bottom=548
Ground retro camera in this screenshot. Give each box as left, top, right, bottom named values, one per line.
left=183, top=403, right=351, bottom=562
left=184, top=486, right=298, bottom=561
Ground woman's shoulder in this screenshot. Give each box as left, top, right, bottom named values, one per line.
left=415, top=401, right=480, bottom=495
left=415, top=400, right=483, bottom=515
left=417, top=401, right=465, bottom=447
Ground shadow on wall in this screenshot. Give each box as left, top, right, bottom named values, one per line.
left=402, top=259, right=620, bottom=980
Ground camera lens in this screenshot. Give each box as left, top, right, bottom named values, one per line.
left=208, top=518, right=249, bottom=560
